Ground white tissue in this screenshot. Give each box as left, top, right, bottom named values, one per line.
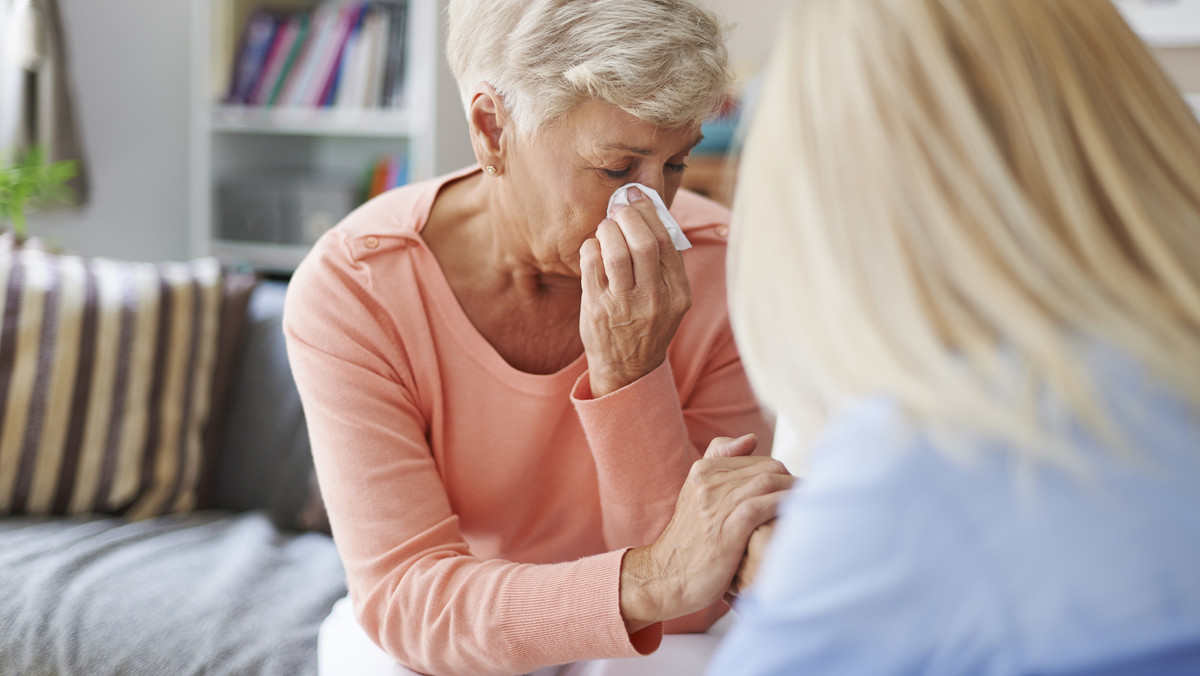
left=606, top=183, right=692, bottom=251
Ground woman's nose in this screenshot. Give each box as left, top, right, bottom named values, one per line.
left=633, top=172, right=666, bottom=197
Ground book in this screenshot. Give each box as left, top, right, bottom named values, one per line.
left=278, top=3, right=339, bottom=107
left=335, top=3, right=373, bottom=106
left=364, top=154, right=409, bottom=200
left=227, top=10, right=279, bottom=105
left=390, top=1, right=408, bottom=108
left=314, top=3, right=368, bottom=107
left=334, top=18, right=366, bottom=109
left=227, top=0, right=410, bottom=110
left=380, top=1, right=408, bottom=109
left=391, top=152, right=408, bottom=188
left=267, top=13, right=310, bottom=106
left=248, top=14, right=300, bottom=106
left=367, top=155, right=390, bottom=198
left=362, top=8, right=390, bottom=108
left=224, top=11, right=252, bottom=102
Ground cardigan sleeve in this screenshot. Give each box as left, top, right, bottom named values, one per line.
left=283, top=246, right=658, bottom=676
left=571, top=305, right=773, bottom=547
left=572, top=305, right=773, bottom=634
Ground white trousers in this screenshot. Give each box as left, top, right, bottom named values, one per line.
left=318, top=596, right=732, bottom=676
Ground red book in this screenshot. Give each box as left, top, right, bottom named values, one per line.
left=368, top=157, right=389, bottom=198
left=317, top=3, right=368, bottom=106
left=306, top=4, right=362, bottom=107
left=278, top=3, right=337, bottom=107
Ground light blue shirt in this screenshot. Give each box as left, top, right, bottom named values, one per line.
left=710, top=355, right=1200, bottom=675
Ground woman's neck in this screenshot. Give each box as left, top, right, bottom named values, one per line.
left=425, top=171, right=579, bottom=299
left=423, top=171, right=585, bottom=374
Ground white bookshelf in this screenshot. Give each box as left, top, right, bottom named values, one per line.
left=188, top=0, right=474, bottom=273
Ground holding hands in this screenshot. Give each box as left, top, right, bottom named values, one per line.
left=579, top=187, right=692, bottom=397
left=730, top=521, right=777, bottom=601
left=619, top=434, right=796, bottom=632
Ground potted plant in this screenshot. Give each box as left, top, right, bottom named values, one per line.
left=0, top=145, right=77, bottom=249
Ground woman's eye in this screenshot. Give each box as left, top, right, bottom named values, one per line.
left=603, top=167, right=633, bottom=180
left=666, top=161, right=689, bottom=174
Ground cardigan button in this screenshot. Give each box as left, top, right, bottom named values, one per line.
left=364, top=236, right=380, bottom=250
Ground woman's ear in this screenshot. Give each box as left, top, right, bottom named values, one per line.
left=468, top=83, right=509, bottom=174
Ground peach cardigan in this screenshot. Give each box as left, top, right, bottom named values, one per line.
left=283, top=167, right=771, bottom=676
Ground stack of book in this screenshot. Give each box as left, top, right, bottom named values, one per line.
left=364, top=153, right=408, bottom=200
left=225, top=1, right=409, bottom=110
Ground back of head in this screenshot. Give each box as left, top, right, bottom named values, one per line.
left=445, top=0, right=732, bottom=133
left=732, top=0, right=1200, bottom=460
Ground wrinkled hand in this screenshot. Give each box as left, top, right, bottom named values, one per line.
left=579, top=187, right=691, bottom=398
left=727, top=521, right=777, bottom=602
left=619, top=434, right=796, bottom=632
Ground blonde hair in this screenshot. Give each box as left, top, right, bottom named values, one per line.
left=445, top=0, right=732, bottom=133
left=731, top=0, right=1200, bottom=463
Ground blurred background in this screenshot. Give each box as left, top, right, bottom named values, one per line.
left=1, top=0, right=1196, bottom=271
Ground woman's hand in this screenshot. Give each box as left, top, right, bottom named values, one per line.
left=728, top=521, right=777, bottom=601
left=579, top=187, right=691, bottom=397
left=618, top=434, right=796, bottom=633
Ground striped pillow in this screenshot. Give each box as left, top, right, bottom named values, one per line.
left=0, top=249, right=234, bottom=519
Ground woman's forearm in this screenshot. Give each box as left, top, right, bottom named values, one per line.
left=619, top=545, right=671, bottom=634
left=573, top=361, right=701, bottom=548
left=616, top=437, right=795, bottom=635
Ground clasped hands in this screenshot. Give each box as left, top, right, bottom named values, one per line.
left=619, top=434, right=794, bottom=633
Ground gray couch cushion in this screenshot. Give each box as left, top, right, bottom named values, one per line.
left=213, top=280, right=323, bottom=531
left=0, top=511, right=345, bottom=675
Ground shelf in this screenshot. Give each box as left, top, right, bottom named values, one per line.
left=191, top=0, right=474, bottom=273
left=210, top=105, right=416, bottom=137
left=212, top=240, right=314, bottom=273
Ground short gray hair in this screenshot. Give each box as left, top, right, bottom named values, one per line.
left=446, top=0, right=732, bottom=133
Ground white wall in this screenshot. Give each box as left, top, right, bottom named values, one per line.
left=710, top=0, right=791, bottom=74
left=29, top=0, right=788, bottom=263
left=28, top=0, right=192, bottom=261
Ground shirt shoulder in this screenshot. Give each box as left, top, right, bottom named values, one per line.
left=667, top=189, right=732, bottom=307
left=671, top=189, right=731, bottom=245
left=292, top=168, right=479, bottom=290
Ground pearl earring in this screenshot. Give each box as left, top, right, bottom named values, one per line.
left=485, top=165, right=498, bottom=176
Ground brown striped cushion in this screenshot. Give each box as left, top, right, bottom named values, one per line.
left=0, top=248, right=236, bottom=519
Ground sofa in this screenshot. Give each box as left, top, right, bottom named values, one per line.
left=0, top=263, right=347, bottom=676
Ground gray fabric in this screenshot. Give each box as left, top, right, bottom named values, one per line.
left=0, top=510, right=345, bottom=675
left=212, top=280, right=316, bottom=530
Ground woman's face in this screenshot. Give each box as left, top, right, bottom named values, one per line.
left=501, top=100, right=702, bottom=277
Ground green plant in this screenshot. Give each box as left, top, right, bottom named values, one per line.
left=0, top=145, right=77, bottom=243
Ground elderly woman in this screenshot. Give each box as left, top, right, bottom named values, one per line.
left=710, top=0, right=1200, bottom=673
left=282, top=1, right=786, bottom=674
